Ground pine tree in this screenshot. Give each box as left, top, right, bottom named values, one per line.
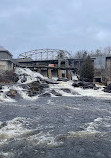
left=80, top=56, right=94, bottom=80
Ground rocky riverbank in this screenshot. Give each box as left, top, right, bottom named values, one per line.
left=0, top=71, right=19, bottom=84
left=103, top=84, right=111, bottom=93
left=0, top=67, right=111, bottom=101
left=72, top=80, right=99, bottom=90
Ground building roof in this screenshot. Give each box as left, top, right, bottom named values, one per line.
left=0, top=46, right=13, bottom=56
left=106, top=56, right=111, bottom=58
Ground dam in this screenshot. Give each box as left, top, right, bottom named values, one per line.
left=16, top=49, right=89, bottom=79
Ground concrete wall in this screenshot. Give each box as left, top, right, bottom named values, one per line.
left=0, top=61, right=13, bottom=71
left=94, top=56, right=106, bottom=69
left=106, top=58, right=111, bottom=71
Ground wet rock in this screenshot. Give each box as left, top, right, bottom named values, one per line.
left=51, top=89, right=62, bottom=96
left=21, top=76, right=27, bottom=83
left=45, top=79, right=58, bottom=84
left=61, top=88, right=71, bottom=93
left=83, top=83, right=95, bottom=89
left=72, top=81, right=96, bottom=89
left=39, top=93, right=51, bottom=97
left=0, top=71, right=19, bottom=84
left=72, top=82, right=80, bottom=87
left=28, top=81, right=43, bottom=91
left=28, top=81, right=44, bottom=96
left=80, top=77, right=93, bottom=82
left=94, top=87, right=99, bottom=90
left=6, top=89, right=20, bottom=99
left=103, top=84, right=111, bottom=93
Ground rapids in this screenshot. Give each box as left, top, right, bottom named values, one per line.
left=0, top=68, right=111, bottom=157
left=0, top=67, right=111, bottom=102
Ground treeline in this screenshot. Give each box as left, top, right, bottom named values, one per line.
left=74, top=46, right=111, bottom=58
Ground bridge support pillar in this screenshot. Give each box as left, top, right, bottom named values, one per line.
left=48, top=69, right=52, bottom=79
left=66, top=70, right=71, bottom=80
left=58, top=69, right=62, bottom=78
left=58, top=60, right=61, bottom=68
left=37, top=68, right=41, bottom=73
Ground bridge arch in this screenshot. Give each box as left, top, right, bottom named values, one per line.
left=19, top=49, right=72, bottom=61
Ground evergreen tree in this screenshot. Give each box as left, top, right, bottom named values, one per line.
left=80, top=56, right=94, bottom=80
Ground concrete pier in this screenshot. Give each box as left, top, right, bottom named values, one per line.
left=48, top=69, right=52, bottom=79
left=66, top=70, right=71, bottom=80
left=58, top=69, right=62, bottom=78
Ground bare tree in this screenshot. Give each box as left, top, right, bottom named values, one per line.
left=103, top=46, right=111, bottom=56
left=74, top=50, right=88, bottom=59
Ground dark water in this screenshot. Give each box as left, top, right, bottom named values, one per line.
left=0, top=96, right=111, bottom=158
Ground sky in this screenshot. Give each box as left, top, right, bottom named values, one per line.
left=0, top=0, right=111, bottom=58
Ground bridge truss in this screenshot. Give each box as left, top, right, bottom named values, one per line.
left=19, top=49, right=72, bottom=61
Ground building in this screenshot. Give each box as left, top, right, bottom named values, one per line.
left=93, top=56, right=106, bottom=83
left=106, top=56, right=111, bottom=85
left=93, top=56, right=111, bottom=85
left=0, top=47, right=13, bottom=71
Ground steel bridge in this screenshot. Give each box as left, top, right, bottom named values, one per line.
left=18, top=49, right=72, bottom=61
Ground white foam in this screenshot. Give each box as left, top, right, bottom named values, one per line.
left=0, top=117, right=62, bottom=148
left=84, top=116, right=111, bottom=133
left=74, top=86, right=111, bottom=98
left=0, top=117, right=32, bottom=144
left=0, top=86, right=16, bottom=102
left=26, top=131, right=63, bottom=147
left=0, top=152, right=14, bottom=158
left=15, top=67, right=44, bottom=84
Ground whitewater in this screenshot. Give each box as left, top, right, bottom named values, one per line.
left=0, top=68, right=111, bottom=158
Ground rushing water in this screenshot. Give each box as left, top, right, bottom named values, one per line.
left=0, top=68, right=111, bottom=158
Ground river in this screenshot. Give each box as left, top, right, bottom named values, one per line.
left=0, top=68, right=111, bottom=158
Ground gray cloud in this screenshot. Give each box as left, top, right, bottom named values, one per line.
left=0, top=0, right=111, bottom=57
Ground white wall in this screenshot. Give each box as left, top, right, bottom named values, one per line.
left=0, top=61, right=13, bottom=71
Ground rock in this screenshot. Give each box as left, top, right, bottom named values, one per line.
left=83, top=83, right=95, bottom=89
left=27, top=81, right=44, bottom=96
left=94, top=87, right=99, bottom=90
left=72, top=82, right=80, bottom=87
left=57, top=78, right=69, bottom=82
left=72, top=81, right=96, bottom=89
left=61, top=88, right=71, bottom=93
left=6, top=89, right=20, bottom=99
left=28, top=81, right=43, bottom=91
left=0, top=71, right=19, bottom=84
left=27, top=81, right=49, bottom=97
left=103, top=84, right=111, bottom=93
left=51, top=90, right=62, bottom=96
left=45, top=79, right=58, bottom=84
left=21, top=76, right=27, bottom=83
left=39, top=93, right=51, bottom=97
left=80, top=77, right=93, bottom=82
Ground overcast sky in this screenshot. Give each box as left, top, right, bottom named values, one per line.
left=0, top=0, right=111, bottom=57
